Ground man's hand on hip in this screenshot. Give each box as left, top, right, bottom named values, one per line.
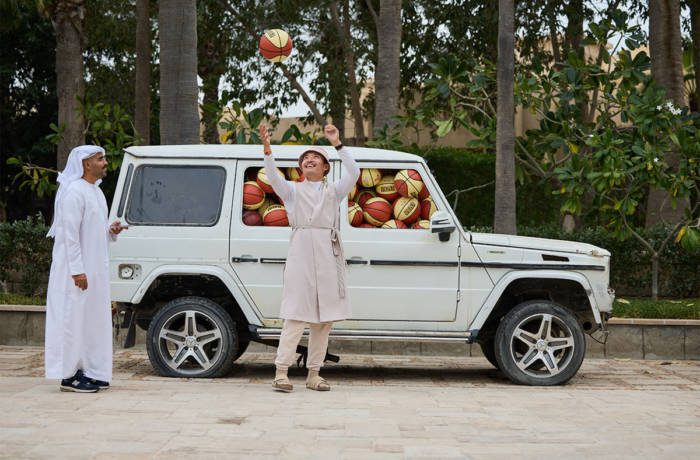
left=72, top=274, right=88, bottom=290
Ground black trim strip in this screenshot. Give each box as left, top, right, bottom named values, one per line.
left=370, top=260, right=459, bottom=267
left=461, top=261, right=605, bottom=271
left=231, top=257, right=258, bottom=263
left=346, top=259, right=369, bottom=265
left=260, top=258, right=286, bottom=264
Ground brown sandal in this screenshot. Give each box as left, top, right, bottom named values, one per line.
left=306, top=375, right=331, bottom=391
left=272, top=377, right=293, bottom=393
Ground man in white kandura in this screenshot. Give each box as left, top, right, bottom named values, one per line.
left=45, top=145, right=126, bottom=393
left=259, top=123, right=360, bottom=392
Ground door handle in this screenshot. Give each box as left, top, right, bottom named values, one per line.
left=232, top=256, right=258, bottom=263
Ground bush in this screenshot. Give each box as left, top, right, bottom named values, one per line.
left=0, top=214, right=52, bottom=296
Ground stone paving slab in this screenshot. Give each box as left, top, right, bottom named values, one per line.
left=1, top=346, right=700, bottom=459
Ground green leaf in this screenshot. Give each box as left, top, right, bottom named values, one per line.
left=435, top=119, right=454, bottom=137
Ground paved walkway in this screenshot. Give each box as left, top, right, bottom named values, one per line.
left=1, top=346, right=699, bottom=459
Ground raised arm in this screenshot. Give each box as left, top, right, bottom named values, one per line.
left=260, top=124, right=293, bottom=203
left=324, top=124, right=360, bottom=200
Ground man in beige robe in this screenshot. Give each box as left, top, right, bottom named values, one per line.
left=260, top=123, right=359, bottom=392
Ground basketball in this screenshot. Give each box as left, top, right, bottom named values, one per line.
left=362, top=197, right=392, bottom=226
left=242, top=210, right=263, bottom=226
left=421, top=196, right=438, bottom=220
left=286, top=167, right=304, bottom=182
left=348, top=201, right=363, bottom=226
left=257, top=167, right=285, bottom=193
left=381, top=219, right=408, bottom=229
left=259, top=29, right=293, bottom=63
left=358, top=168, right=382, bottom=188
left=411, top=219, right=430, bottom=229
left=359, top=223, right=375, bottom=228
left=262, top=204, right=289, bottom=226
left=375, top=175, right=399, bottom=201
left=418, top=183, right=430, bottom=201
left=355, top=189, right=376, bottom=207
left=394, top=169, right=424, bottom=198
left=393, top=196, right=420, bottom=224
left=348, top=183, right=358, bottom=201
left=243, top=181, right=265, bottom=210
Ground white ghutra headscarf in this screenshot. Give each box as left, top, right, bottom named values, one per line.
left=47, top=145, right=105, bottom=238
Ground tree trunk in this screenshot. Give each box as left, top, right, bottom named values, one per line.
left=330, top=1, right=365, bottom=146
left=494, top=0, right=517, bottom=235
left=689, top=0, right=700, bottom=112
left=650, top=253, right=659, bottom=301
left=52, top=0, right=86, bottom=169
left=373, top=0, right=402, bottom=135
left=646, top=0, right=687, bottom=226
left=134, top=0, right=150, bottom=145
left=200, top=73, right=221, bottom=144
left=159, top=0, right=199, bottom=145
left=563, top=0, right=584, bottom=59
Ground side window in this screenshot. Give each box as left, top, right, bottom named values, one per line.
left=125, top=165, right=225, bottom=226
left=348, top=168, right=438, bottom=229
left=241, top=166, right=302, bottom=227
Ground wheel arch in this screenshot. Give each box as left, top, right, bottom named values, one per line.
left=470, top=270, right=602, bottom=340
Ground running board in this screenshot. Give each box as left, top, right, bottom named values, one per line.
left=252, top=327, right=474, bottom=343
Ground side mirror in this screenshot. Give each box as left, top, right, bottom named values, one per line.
left=430, top=210, right=456, bottom=242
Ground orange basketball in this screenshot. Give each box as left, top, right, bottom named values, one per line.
left=348, top=183, right=358, bottom=201
left=356, top=189, right=376, bottom=207
left=257, top=167, right=285, bottom=193
left=362, top=197, right=392, bottom=226
left=348, top=201, right=363, bottom=226
left=242, top=210, right=263, bottom=226
left=357, top=168, right=382, bottom=187
left=286, top=167, right=304, bottom=182
left=262, top=204, right=289, bottom=226
left=381, top=219, right=408, bottom=229
left=418, top=184, right=430, bottom=201
left=421, top=196, right=438, bottom=220
left=259, top=29, right=293, bottom=63
left=394, top=169, right=424, bottom=198
left=359, top=223, right=375, bottom=228
left=375, top=175, right=399, bottom=201
left=411, top=219, right=430, bottom=229
left=243, top=181, right=265, bottom=210
left=393, top=196, right=421, bottom=224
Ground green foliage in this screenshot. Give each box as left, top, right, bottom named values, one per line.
left=612, top=298, right=700, bottom=320
left=0, top=292, right=45, bottom=306
left=0, top=215, right=52, bottom=296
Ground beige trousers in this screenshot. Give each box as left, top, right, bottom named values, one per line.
left=275, top=320, right=333, bottom=371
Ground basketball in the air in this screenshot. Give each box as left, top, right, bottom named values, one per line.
left=259, top=29, right=293, bottom=63
left=393, top=196, right=421, bottom=224
left=263, top=204, right=289, bottom=226
left=355, top=189, right=376, bottom=207
left=375, top=175, right=399, bottom=201
left=382, top=219, right=408, bottom=229
left=358, top=168, right=382, bottom=188
left=243, top=181, right=265, bottom=210
left=421, top=196, right=438, bottom=220
left=348, top=201, right=363, bottom=227
left=362, top=197, right=392, bottom=226
left=412, top=219, right=430, bottom=229
left=394, top=169, right=424, bottom=198
left=257, top=167, right=285, bottom=193
left=242, top=210, right=263, bottom=226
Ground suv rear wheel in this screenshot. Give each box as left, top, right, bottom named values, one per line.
left=494, top=300, right=585, bottom=386
left=146, top=296, right=238, bottom=378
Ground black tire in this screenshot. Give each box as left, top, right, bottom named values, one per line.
left=478, top=338, right=500, bottom=370
left=232, top=340, right=250, bottom=361
left=146, top=296, right=238, bottom=378
left=494, top=300, right=585, bottom=386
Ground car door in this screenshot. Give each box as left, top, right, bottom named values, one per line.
left=339, top=161, right=461, bottom=324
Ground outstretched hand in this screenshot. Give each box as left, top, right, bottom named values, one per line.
left=324, top=124, right=341, bottom=147
left=259, top=124, right=272, bottom=155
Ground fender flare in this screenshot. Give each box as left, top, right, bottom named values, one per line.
left=129, top=264, right=263, bottom=327
left=469, top=270, right=603, bottom=332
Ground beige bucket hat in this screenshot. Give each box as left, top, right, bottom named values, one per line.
left=298, top=146, right=330, bottom=175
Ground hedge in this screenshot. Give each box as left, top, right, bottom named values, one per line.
left=0, top=214, right=52, bottom=296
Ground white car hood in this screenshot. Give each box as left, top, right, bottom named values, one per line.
left=470, top=232, right=610, bottom=257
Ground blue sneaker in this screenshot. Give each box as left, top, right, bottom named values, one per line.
left=60, top=372, right=99, bottom=393
left=76, top=370, right=110, bottom=390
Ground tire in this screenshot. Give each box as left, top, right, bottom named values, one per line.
left=494, top=300, right=585, bottom=386
left=146, top=296, right=238, bottom=378
left=232, top=340, right=250, bottom=361
left=478, top=338, right=500, bottom=370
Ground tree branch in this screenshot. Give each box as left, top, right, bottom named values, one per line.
left=279, top=65, right=326, bottom=126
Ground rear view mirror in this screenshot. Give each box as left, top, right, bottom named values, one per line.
left=430, top=211, right=456, bottom=242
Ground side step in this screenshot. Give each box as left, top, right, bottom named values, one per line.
left=251, top=326, right=474, bottom=343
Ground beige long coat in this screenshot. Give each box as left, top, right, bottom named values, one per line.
left=280, top=180, right=351, bottom=323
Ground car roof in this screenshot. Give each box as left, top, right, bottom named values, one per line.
left=124, top=145, right=425, bottom=163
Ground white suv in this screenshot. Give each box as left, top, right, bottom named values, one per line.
left=110, top=145, right=614, bottom=385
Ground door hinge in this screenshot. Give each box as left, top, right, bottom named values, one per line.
left=456, top=290, right=461, bottom=303
left=458, top=244, right=462, bottom=258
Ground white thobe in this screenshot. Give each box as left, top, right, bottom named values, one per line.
left=45, top=179, right=115, bottom=382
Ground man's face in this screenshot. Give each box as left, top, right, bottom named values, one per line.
left=300, top=152, right=329, bottom=180
left=83, top=153, right=108, bottom=179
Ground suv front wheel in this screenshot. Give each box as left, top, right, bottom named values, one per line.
left=494, top=300, right=585, bottom=386
left=146, top=296, right=239, bottom=378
